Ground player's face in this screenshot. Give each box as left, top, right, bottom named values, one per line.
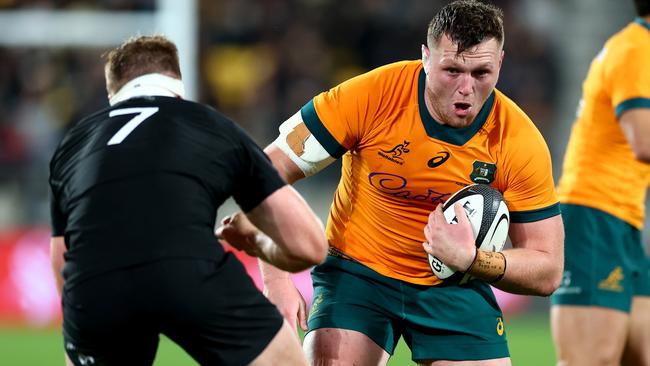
left=422, top=34, right=503, bottom=128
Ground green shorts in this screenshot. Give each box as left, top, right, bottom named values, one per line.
left=551, top=204, right=650, bottom=312
left=308, top=255, right=509, bottom=362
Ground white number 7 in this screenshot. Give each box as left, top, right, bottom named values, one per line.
left=107, top=107, right=159, bottom=145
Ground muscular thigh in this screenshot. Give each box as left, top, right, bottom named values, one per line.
left=622, top=296, right=650, bottom=366
left=622, top=247, right=650, bottom=365
left=308, top=256, right=509, bottom=364
left=304, top=328, right=390, bottom=366
left=551, top=305, right=629, bottom=365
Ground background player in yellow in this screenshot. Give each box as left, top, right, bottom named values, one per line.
left=550, top=1, right=650, bottom=365
left=219, top=1, right=564, bottom=365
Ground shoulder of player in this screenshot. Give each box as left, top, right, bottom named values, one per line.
left=338, top=60, right=421, bottom=90
left=366, top=60, right=421, bottom=83
left=50, top=103, right=114, bottom=169
left=603, top=23, right=650, bottom=62
left=491, top=89, right=536, bottom=127
left=149, top=97, right=243, bottom=134
left=180, top=101, right=259, bottom=150
left=372, top=60, right=422, bottom=74
left=50, top=99, right=242, bottom=168
left=490, top=89, right=547, bottom=147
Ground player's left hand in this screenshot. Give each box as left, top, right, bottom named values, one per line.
left=423, top=203, right=476, bottom=272
left=216, top=212, right=263, bottom=257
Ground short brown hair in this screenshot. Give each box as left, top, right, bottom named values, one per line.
left=427, top=0, right=504, bottom=55
left=104, top=35, right=182, bottom=94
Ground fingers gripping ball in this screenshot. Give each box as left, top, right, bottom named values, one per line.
left=428, top=184, right=509, bottom=283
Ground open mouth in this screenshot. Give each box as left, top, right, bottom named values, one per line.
left=454, top=102, right=471, bottom=111
left=453, top=102, right=471, bottom=116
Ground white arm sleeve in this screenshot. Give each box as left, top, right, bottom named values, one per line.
left=272, top=111, right=338, bottom=177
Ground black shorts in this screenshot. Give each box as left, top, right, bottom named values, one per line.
left=62, top=254, right=283, bottom=366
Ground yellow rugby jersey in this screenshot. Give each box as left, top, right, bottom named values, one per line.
left=301, top=60, right=559, bottom=285
left=558, top=18, right=650, bottom=229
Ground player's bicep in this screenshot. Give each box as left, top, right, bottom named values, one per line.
left=508, top=215, right=564, bottom=254
left=271, top=111, right=336, bottom=178
left=230, top=126, right=287, bottom=212
left=264, top=144, right=305, bottom=184
left=619, top=107, right=650, bottom=162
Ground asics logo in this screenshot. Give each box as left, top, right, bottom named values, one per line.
left=427, top=151, right=450, bottom=168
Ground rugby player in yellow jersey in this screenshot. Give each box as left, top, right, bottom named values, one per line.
left=219, top=1, right=564, bottom=365
left=550, top=1, right=650, bottom=365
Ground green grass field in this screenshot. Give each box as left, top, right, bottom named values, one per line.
left=0, top=314, right=555, bottom=365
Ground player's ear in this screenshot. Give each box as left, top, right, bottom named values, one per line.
left=421, top=44, right=430, bottom=75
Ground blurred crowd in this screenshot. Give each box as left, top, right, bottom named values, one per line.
left=0, top=0, right=153, bottom=9
left=0, top=0, right=558, bottom=227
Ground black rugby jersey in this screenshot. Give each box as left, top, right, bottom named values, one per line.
left=49, top=96, right=285, bottom=287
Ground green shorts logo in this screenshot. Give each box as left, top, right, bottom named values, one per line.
left=309, top=292, right=324, bottom=319
left=598, top=266, right=624, bottom=292
left=470, top=161, right=496, bottom=184
left=496, top=317, right=505, bottom=336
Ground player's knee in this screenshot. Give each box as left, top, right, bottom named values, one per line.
left=251, top=323, right=307, bottom=366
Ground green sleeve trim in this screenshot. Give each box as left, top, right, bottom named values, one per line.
left=510, top=202, right=561, bottom=223
left=615, top=98, right=650, bottom=118
left=300, top=100, right=347, bottom=159
left=635, top=17, right=650, bottom=33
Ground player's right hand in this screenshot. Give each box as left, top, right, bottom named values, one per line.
left=215, top=212, right=262, bottom=257
left=423, top=203, right=476, bottom=272
left=263, top=277, right=308, bottom=333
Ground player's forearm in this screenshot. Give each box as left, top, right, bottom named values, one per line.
left=50, top=237, right=66, bottom=296
left=52, top=263, right=65, bottom=296
left=259, top=258, right=292, bottom=284
left=255, top=232, right=321, bottom=272
left=489, top=248, right=563, bottom=296
left=247, top=185, right=327, bottom=271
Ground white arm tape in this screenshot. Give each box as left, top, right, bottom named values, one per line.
left=272, top=111, right=337, bottom=177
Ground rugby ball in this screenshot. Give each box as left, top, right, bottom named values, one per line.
left=428, top=184, right=509, bottom=283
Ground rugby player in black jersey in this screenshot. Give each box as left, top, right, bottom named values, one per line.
left=49, top=35, right=326, bottom=366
